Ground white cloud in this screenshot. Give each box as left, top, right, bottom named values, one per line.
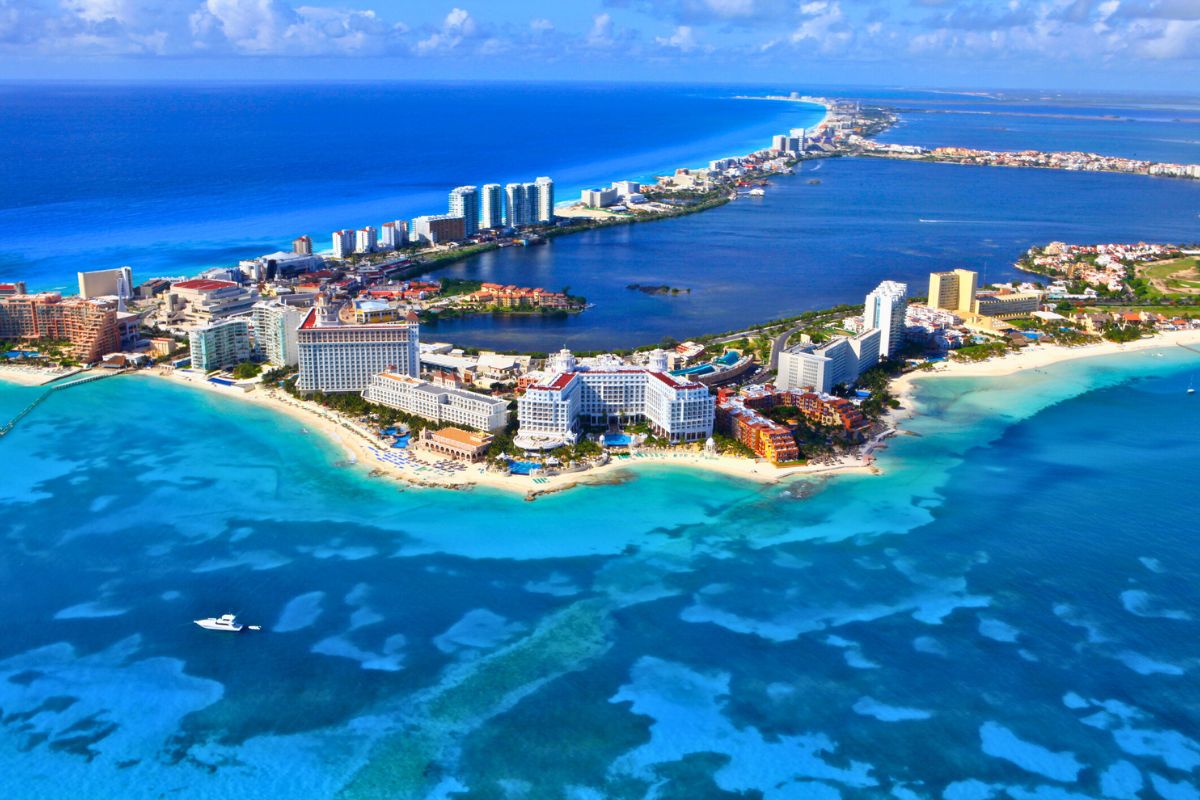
left=587, top=12, right=615, bottom=48
left=415, top=7, right=477, bottom=54
left=656, top=24, right=699, bottom=51
left=1, top=0, right=1199, bottom=71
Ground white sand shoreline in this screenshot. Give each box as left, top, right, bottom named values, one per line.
left=0, top=365, right=80, bottom=387
left=86, top=329, right=1200, bottom=499
left=890, top=328, right=1200, bottom=419
left=140, top=369, right=876, bottom=499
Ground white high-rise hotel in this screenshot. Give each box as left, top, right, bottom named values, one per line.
left=251, top=300, right=306, bottom=367
left=504, top=177, right=555, bottom=227
left=777, top=280, right=906, bottom=394
left=188, top=318, right=251, bottom=372
left=517, top=349, right=714, bottom=446
left=448, top=186, right=480, bottom=237
left=296, top=294, right=420, bottom=393
left=864, top=280, right=908, bottom=357
left=535, top=176, right=554, bottom=223
left=480, top=184, right=503, bottom=229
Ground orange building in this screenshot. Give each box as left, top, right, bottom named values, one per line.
left=466, top=283, right=570, bottom=309
left=0, top=293, right=120, bottom=363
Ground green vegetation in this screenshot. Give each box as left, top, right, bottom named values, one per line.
left=261, top=365, right=296, bottom=385
left=0, top=337, right=79, bottom=367
left=711, top=434, right=755, bottom=459
left=438, top=278, right=484, bottom=296
left=952, top=340, right=1011, bottom=362
left=1103, top=323, right=1145, bottom=343
left=853, top=362, right=904, bottom=419
left=231, top=361, right=262, bottom=380
left=626, top=284, right=692, bottom=295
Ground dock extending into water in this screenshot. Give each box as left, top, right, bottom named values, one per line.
left=0, top=370, right=125, bottom=439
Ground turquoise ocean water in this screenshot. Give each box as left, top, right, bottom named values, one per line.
left=1, top=346, right=1199, bottom=798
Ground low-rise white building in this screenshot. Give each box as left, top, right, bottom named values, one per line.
left=777, top=329, right=881, bottom=394
left=580, top=187, right=619, bottom=208
left=363, top=373, right=509, bottom=432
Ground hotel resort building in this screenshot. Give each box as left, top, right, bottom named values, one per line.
left=188, top=318, right=251, bottom=372
left=777, top=329, right=881, bottom=394
left=717, top=385, right=869, bottom=464
left=77, top=266, right=133, bottom=300
left=411, top=214, right=466, bottom=245
left=251, top=300, right=307, bottom=367
left=417, top=427, right=493, bottom=462
left=928, top=269, right=1043, bottom=320
left=516, top=349, right=715, bottom=449
left=0, top=292, right=121, bottom=363
left=863, top=280, right=908, bottom=357
left=160, top=279, right=258, bottom=327
left=363, top=373, right=509, bottom=432
left=296, top=294, right=420, bottom=393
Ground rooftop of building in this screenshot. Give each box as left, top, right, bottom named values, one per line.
left=430, top=427, right=492, bottom=447
left=172, top=279, right=239, bottom=292
left=299, top=305, right=418, bottom=330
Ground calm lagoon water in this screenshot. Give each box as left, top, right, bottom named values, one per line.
left=2, top=347, right=1199, bottom=797
left=422, top=158, right=1200, bottom=351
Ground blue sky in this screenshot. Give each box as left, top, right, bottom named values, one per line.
left=2, top=0, right=1199, bottom=91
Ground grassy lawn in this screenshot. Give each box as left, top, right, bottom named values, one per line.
left=1140, top=256, right=1199, bottom=281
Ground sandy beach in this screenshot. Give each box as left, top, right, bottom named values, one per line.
left=0, top=365, right=81, bottom=387
left=142, top=368, right=875, bottom=499
left=133, top=328, right=1200, bottom=498
left=890, top=328, right=1200, bottom=416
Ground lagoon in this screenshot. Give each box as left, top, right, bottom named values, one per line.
left=423, top=157, right=1200, bottom=351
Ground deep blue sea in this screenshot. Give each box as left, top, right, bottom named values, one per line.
left=0, top=81, right=823, bottom=292
left=2, top=347, right=1199, bottom=797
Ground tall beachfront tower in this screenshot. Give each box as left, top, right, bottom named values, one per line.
left=480, top=184, right=503, bottom=229
left=928, top=269, right=978, bottom=313
left=332, top=229, right=355, bottom=259
left=535, top=176, right=555, bottom=224
left=864, top=280, right=908, bottom=358
left=355, top=226, right=378, bottom=254
left=522, top=183, right=540, bottom=225
left=296, top=294, right=420, bottom=393
left=380, top=220, right=407, bottom=250
left=251, top=300, right=306, bottom=367
left=505, top=183, right=529, bottom=227
left=448, top=186, right=479, bottom=237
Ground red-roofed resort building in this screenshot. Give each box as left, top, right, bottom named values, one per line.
left=516, top=349, right=714, bottom=449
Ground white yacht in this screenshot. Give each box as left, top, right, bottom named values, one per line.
left=194, top=613, right=260, bottom=632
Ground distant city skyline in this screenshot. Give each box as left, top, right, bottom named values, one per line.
left=3, top=1, right=1199, bottom=92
